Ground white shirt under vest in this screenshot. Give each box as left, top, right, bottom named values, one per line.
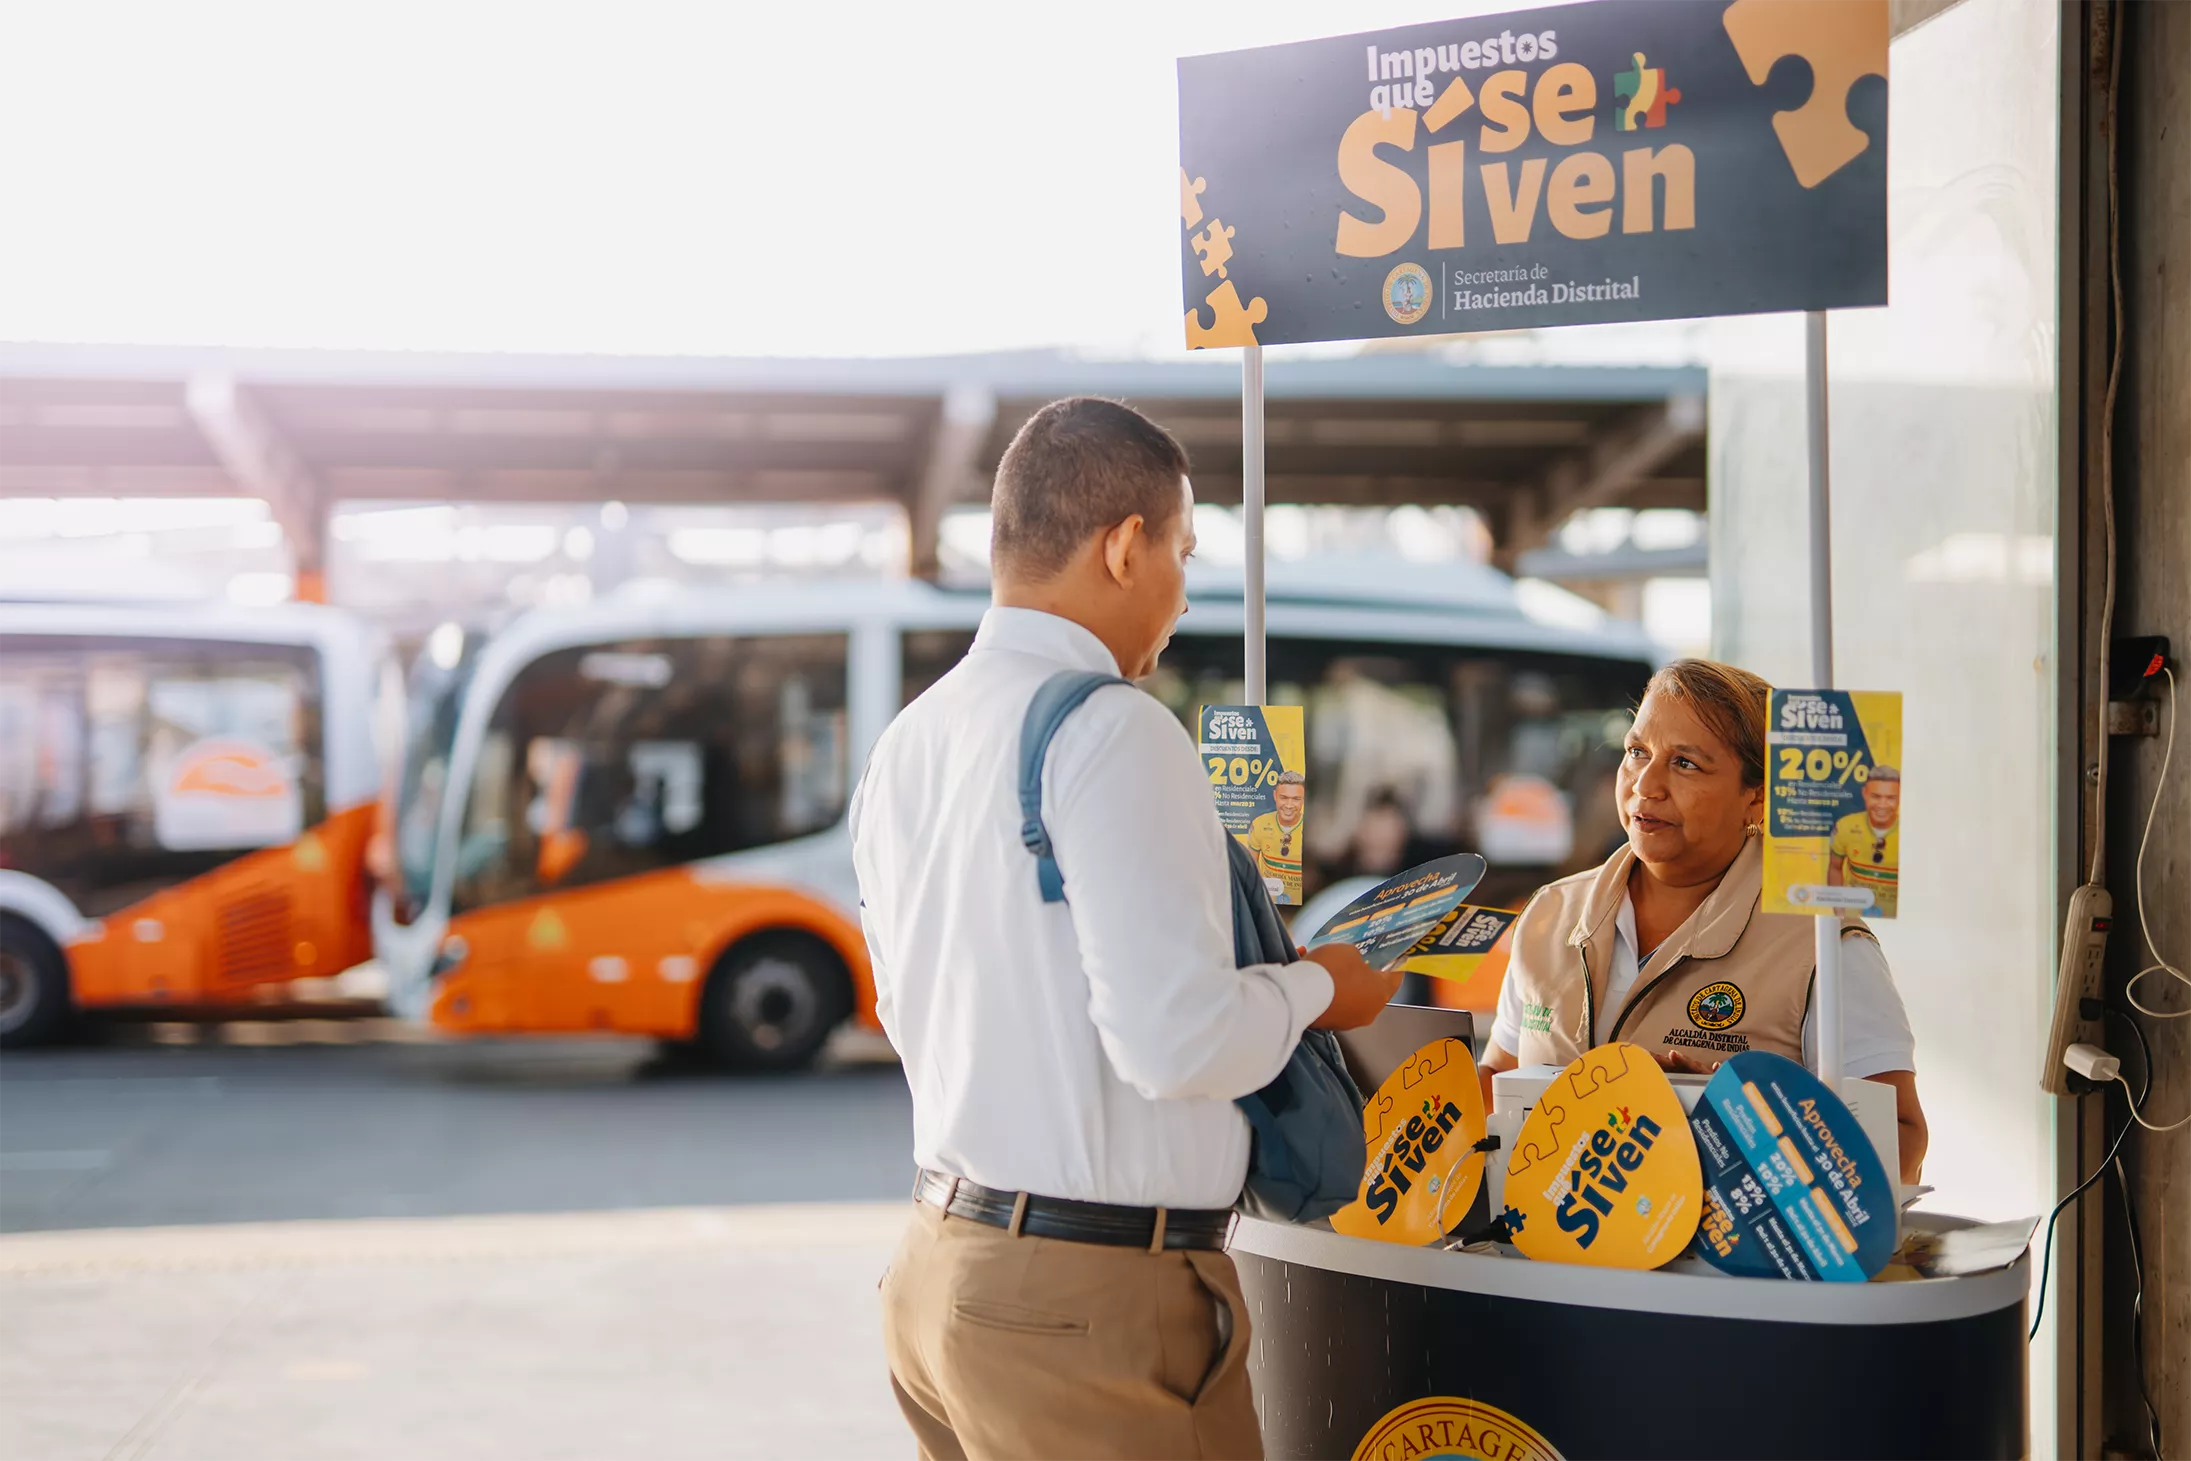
left=849, top=607, right=1333, bottom=1208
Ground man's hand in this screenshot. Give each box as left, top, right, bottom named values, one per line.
left=1302, top=943, right=1404, bottom=1030
left=1652, top=1048, right=1718, bottom=1075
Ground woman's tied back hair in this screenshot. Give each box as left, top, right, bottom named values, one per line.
left=1642, top=659, right=1772, bottom=786
left=990, top=397, right=1191, bottom=580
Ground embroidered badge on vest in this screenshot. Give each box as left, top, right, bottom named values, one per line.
left=1687, top=981, right=1746, bottom=1031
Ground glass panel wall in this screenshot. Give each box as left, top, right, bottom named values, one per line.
left=1708, top=0, right=2061, bottom=1431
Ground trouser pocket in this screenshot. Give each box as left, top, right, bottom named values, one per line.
left=1181, top=1250, right=1251, bottom=1406
left=949, top=1298, right=1091, bottom=1336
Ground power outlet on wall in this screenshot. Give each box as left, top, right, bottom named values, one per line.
left=2040, top=884, right=2112, bottom=1096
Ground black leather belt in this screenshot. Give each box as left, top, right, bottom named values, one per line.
left=913, top=1169, right=1233, bottom=1251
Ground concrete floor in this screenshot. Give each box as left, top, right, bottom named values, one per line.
left=0, top=1026, right=920, bottom=1459
left=0, top=1204, right=914, bottom=1461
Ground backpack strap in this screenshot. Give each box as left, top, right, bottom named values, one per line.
left=1018, top=669, right=1132, bottom=904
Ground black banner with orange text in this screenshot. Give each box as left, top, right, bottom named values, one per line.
left=1177, top=0, right=1887, bottom=348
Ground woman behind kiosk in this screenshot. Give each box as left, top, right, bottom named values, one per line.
left=1478, top=660, right=1929, bottom=1183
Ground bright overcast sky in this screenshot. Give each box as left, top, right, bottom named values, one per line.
left=0, top=0, right=1546, bottom=359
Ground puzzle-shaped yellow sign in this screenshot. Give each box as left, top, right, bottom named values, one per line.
left=1331, top=1037, right=1487, bottom=1247
left=1503, top=1043, right=1701, bottom=1269
left=1723, top=0, right=1888, bottom=188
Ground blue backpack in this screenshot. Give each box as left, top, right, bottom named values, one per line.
left=1017, top=670, right=1367, bottom=1224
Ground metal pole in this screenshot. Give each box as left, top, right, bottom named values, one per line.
left=1242, top=344, right=1267, bottom=705
left=1805, top=309, right=1843, bottom=1088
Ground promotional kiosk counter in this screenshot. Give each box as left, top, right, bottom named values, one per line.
left=1228, top=1212, right=2028, bottom=1461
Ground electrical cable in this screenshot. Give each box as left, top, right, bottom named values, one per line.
left=2087, top=0, right=2122, bottom=888
left=2110, top=1071, right=2190, bottom=1133
left=2111, top=1152, right=2160, bottom=1460
left=2099, top=1004, right=2161, bottom=1459
left=2124, top=669, right=2186, bottom=1020
left=2025, top=999, right=2147, bottom=1346
left=2026, top=1110, right=2133, bottom=1342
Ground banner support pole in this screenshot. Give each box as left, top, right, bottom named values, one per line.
left=1804, top=309, right=1844, bottom=1089
left=1243, top=343, right=1268, bottom=705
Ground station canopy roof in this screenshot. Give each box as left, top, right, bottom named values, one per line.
left=0, top=343, right=1704, bottom=575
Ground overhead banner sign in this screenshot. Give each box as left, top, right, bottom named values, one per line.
left=1177, top=0, right=1888, bottom=347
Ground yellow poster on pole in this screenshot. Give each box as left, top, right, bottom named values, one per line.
left=1199, top=705, right=1306, bottom=904
left=1762, top=690, right=1903, bottom=918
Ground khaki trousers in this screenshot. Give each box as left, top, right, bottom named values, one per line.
left=880, top=1198, right=1262, bottom=1460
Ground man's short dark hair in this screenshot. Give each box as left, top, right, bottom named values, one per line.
left=990, top=398, right=1189, bottom=580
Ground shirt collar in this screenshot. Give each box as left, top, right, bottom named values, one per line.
left=974, top=606, right=1122, bottom=677
left=1571, top=835, right=1763, bottom=964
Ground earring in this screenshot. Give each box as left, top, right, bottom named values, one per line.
left=1745, top=822, right=1764, bottom=837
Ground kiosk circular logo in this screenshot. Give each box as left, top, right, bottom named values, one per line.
left=1688, top=981, right=1745, bottom=1031
left=1352, top=1396, right=1563, bottom=1461
left=1383, top=263, right=1431, bottom=324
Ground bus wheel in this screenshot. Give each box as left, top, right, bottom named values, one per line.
left=696, top=932, right=852, bottom=1073
left=0, top=915, right=73, bottom=1050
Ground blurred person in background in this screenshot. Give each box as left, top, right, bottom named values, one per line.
left=851, top=398, right=1399, bottom=1460
left=1475, top=660, right=1928, bottom=1183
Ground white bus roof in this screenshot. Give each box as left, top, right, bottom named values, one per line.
left=0, top=598, right=367, bottom=647
left=469, top=558, right=1660, bottom=678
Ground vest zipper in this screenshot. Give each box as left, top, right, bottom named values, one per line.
left=1607, top=957, right=1687, bottom=1045
left=1578, top=940, right=1595, bottom=1049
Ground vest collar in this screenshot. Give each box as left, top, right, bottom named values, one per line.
left=1568, top=835, right=1765, bottom=965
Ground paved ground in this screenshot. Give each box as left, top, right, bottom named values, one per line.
left=0, top=1023, right=915, bottom=1231
left=0, top=1203, right=912, bottom=1461
left=0, top=1024, right=919, bottom=1460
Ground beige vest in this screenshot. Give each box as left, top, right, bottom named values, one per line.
left=1501, top=837, right=1873, bottom=1069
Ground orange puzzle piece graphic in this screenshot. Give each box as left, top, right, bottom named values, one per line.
left=1722, top=0, right=1888, bottom=188
left=1191, top=219, right=1236, bottom=279
left=1399, top=1040, right=1455, bottom=1091
left=1184, top=279, right=1267, bottom=349
left=1179, top=170, right=1207, bottom=229
left=1507, top=1043, right=1642, bottom=1179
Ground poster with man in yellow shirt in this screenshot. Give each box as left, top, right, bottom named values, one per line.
left=1244, top=772, right=1305, bottom=899
left=1763, top=688, right=1903, bottom=919
left=1198, top=705, right=1305, bottom=904
left=1828, top=765, right=1900, bottom=918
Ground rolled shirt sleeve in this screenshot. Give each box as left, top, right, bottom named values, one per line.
left=1043, top=688, right=1333, bottom=1103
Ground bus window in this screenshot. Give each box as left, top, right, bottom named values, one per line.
left=900, top=628, right=976, bottom=708
left=1143, top=636, right=1646, bottom=907
left=0, top=637, right=323, bottom=917
left=451, top=634, right=851, bottom=913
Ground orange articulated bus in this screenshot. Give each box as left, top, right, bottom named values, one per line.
left=0, top=602, right=388, bottom=1046
left=377, top=565, right=1658, bottom=1070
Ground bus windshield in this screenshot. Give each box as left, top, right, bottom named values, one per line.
left=394, top=637, right=477, bottom=910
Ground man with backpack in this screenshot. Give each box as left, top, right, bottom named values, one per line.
left=850, top=397, right=1400, bottom=1460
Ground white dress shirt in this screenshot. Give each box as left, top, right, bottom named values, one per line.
left=849, top=607, right=1334, bottom=1208
left=1489, top=891, right=1917, bottom=1077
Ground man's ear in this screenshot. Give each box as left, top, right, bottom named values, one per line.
left=1100, top=515, right=1144, bottom=588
